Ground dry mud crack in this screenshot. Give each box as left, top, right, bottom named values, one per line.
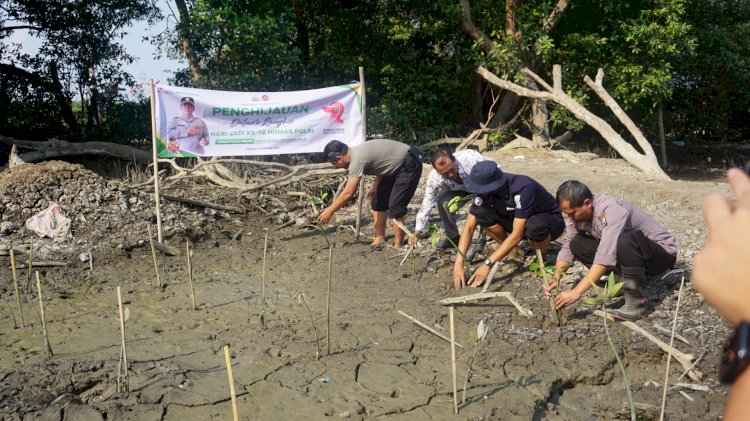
left=0, top=152, right=735, bottom=420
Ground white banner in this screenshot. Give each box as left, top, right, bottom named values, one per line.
left=153, top=83, right=364, bottom=157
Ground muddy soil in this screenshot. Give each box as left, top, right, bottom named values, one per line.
left=0, top=150, right=734, bottom=420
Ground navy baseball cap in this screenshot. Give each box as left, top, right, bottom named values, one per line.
left=465, top=160, right=507, bottom=194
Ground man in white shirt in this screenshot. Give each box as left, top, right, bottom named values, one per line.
left=407, top=148, right=493, bottom=250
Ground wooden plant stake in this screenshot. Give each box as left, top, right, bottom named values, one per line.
left=116, top=286, right=129, bottom=392
left=535, top=249, right=561, bottom=325
left=186, top=241, right=196, bottom=310
left=224, top=345, right=239, bottom=421
left=88, top=250, right=93, bottom=271
left=449, top=306, right=459, bottom=414
left=147, top=225, right=162, bottom=288
left=326, top=245, right=332, bottom=355
left=25, top=237, right=33, bottom=293
left=259, top=234, right=268, bottom=329
left=398, top=310, right=464, bottom=348
left=35, top=272, right=53, bottom=358
left=660, top=276, right=686, bottom=421
left=10, top=249, right=24, bottom=328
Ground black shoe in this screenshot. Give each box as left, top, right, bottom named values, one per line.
left=436, top=237, right=460, bottom=251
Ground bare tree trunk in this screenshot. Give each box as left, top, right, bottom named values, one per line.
left=526, top=79, right=550, bottom=147
left=174, top=0, right=204, bottom=81
left=476, top=65, right=669, bottom=180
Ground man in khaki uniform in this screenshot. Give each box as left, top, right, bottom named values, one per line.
left=167, top=97, right=210, bottom=155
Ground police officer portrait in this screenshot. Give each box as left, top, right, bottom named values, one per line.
left=166, top=96, right=211, bottom=156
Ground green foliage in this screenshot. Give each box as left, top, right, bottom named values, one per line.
left=582, top=272, right=625, bottom=306
left=528, top=262, right=554, bottom=278
left=446, top=194, right=475, bottom=214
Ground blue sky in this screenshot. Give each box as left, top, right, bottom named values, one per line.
left=7, top=0, right=184, bottom=94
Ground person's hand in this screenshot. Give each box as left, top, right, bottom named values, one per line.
left=199, top=137, right=209, bottom=146
left=469, top=263, right=490, bottom=287
left=367, top=186, right=377, bottom=200
left=543, top=274, right=560, bottom=298
left=408, top=231, right=420, bottom=247
left=317, top=208, right=335, bottom=225
left=693, top=168, right=750, bottom=325
left=453, top=263, right=466, bottom=289
left=554, top=289, right=581, bottom=310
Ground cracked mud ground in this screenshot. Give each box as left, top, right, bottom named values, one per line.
left=0, top=150, right=734, bottom=420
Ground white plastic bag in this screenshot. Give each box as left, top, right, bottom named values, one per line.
left=25, top=202, right=72, bottom=241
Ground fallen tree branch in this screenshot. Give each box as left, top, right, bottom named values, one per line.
left=0, top=135, right=151, bottom=163
left=161, top=195, right=246, bottom=213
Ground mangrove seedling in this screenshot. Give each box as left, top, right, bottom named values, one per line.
left=446, top=194, right=475, bottom=214
left=530, top=253, right=564, bottom=326
left=308, top=192, right=331, bottom=247
left=462, top=319, right=488, bottom=403
left=426, top=224, right=472, bottom=284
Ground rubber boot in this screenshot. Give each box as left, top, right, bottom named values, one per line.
left=610, top=266, right=648, bottom=321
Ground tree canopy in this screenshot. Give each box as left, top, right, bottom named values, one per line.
left=1, top=0, right=748, bottom=158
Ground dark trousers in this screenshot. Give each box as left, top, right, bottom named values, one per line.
left=437, top=190, right=469, bottom=240
left=372, top=147, right=423, bottom=219
left=473, top=207, right=565, bottom=243
left=570, top=230, right=676, bottom=275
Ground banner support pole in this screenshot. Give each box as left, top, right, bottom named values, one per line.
left=354, top=67, right=367, bottom=239
left=149, top=79, right=164, bottom=243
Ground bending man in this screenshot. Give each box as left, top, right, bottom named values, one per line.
left=455, top=161, right=564, bottom=289
left=408, top=148, right=493, bottom=250
left=546, top=180, right=678, bottom=321
left=318, top=139, right=422, bottom=247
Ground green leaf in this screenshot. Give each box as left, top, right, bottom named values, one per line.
left=582, top=297, right=605, bottom=306
left=606, top=282, right=625, bottom=298
left=469, top=331, right=477, bottom=343
left=528, top=262, right=540, bottom=272
left=607, top=271, right=616, bottom=291
left=124, top=307, right=130, bottom=322
left=321, top=192, right=329, bottom=201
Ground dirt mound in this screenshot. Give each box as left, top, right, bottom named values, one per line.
left=0, top=161, right=219, bottom=256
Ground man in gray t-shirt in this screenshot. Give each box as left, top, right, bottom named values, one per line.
left=318, top=139, right=423, bottom=247
left=544, top=180, right=678, bottom=321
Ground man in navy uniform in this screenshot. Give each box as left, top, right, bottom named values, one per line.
left=453, top=160, right=565, bottom=289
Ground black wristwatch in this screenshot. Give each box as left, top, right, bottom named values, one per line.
left=483, top=258, right=493, bottom=267
left=720, top=321, right=750, bottom=384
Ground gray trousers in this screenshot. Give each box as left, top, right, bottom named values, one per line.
left=437, top=190, right=469, bottom=240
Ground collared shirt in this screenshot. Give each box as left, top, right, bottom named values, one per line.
left=557, top=193, right=678, bottom=266
left=414, top=149, right=491, bottom=232
left=467, top=173, right=560, bottom=220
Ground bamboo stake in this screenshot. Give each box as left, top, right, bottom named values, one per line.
left=660, top=276, right=685, bottom=421
left=480, top=262, right=500, bottom=293
left=326, top=245, right=332, bottom=355
left=224, top=345, right=239, bottom=421
left=536, top=249, right=561, bottom=325
left=399, top=246, right=414, bottom=266
left=25, top=237, right=33, bottom=293
left=149, top=79, right=163, bottom=243
left=259, top=234, right=268, bottom=329
left=186, top=241, right=196, bottom=310
left=10, top=249, right=24, bottom=328
left=35, top=272, right=52, bottom=358
left=117, top=286, right=129, bottom=392
left=88, top=250, right=93, bottom=271
left=438, top=292, right=533, bottom=317
left=354, top=66, right=367, bottom=239
left=398, top=310, right=464, bottom=348
left=449, top=306, right=459, bottom=414
left=147, top=225, right=162, bottom=288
